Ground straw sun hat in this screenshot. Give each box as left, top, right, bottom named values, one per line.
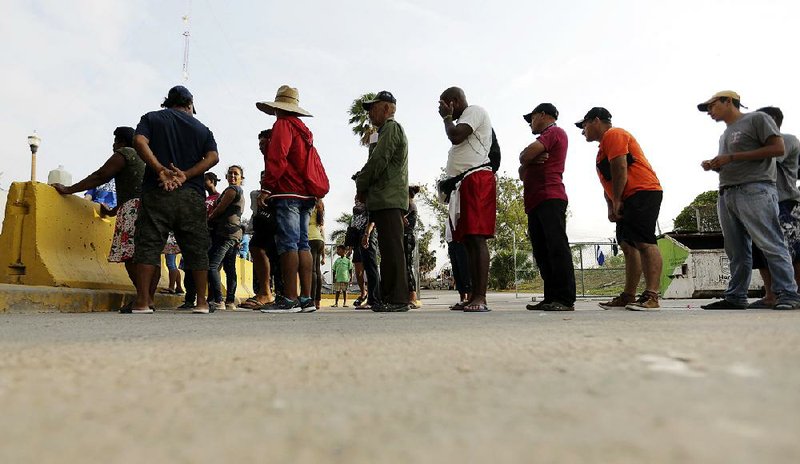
left=256, top=85, right=313, bottom=117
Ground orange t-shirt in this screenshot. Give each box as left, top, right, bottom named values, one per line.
left=595, top=127, right=661, bottom=200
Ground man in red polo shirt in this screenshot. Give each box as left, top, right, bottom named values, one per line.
left=518, top=103, right=576, bottom=311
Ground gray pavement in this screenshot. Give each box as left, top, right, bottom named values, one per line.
left=0, top=291, right=798, bottom=463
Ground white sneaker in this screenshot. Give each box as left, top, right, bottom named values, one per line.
left=131, top=308, right=154, bottom=314
left=225, top=302, right=237, bottom=311
left=260, top=307, right=302, bottom=314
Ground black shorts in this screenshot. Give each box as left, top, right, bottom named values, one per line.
left=616, top=190, right=662, bottom=245
left=250, top=209, right=277, bottom=251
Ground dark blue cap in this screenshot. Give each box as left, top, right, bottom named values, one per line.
left=362, top=91, right=396, bottom=111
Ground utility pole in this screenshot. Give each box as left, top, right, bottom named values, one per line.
left=182, top=0, right=192, bottom=82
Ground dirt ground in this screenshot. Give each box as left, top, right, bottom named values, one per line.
left=0, top=291, right=798, bottom=464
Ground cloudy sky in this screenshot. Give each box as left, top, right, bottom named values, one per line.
left=2, top=0, right=799, bottom=243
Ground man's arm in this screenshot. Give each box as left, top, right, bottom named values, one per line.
left=704, top=135, right=785, bottom=170
left=181, top=150, right=219, bottom=182
left=438, top=100, right=472, bottom=145
left=52, top=153, right=125, bottom=195
left=609, top=156, right=628, bottom=219
left=519, top=140, right=549, bottom=165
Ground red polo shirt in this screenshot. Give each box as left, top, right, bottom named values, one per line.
left=522, top=124, right=569, bottom=213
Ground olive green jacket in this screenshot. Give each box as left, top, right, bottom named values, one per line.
left=356, top=118, right=409, bottom=212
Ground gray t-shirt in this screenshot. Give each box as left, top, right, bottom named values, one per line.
left=775, top=133, right=800, bottom=203
left=717, top=112, right=780, bottom=187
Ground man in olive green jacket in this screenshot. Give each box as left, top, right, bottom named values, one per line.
left=356, top=90, right=410, bottom=311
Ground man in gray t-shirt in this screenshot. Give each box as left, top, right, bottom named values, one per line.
left=749, top=106, right=800, bottom=307
left=697, top=90, right=800, bottom=310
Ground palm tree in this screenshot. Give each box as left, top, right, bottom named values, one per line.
left=347, top=92, right=377, bottom=146
left=329, top=212, right=353, bottom=245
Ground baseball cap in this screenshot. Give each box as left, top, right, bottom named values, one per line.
left=362, top=91, right=397, bottom=111
left=574, top=107, right=612, bottom=128
left=163, top=85, right=196, bottom=114
left=204, top=171, right=220, bottom=183
left=523, top=103, right=559, bottom=123
left=697, top=90, right=742, bottom=112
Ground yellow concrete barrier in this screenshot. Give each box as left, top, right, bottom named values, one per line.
left=0, top=181, right=253, bottom=298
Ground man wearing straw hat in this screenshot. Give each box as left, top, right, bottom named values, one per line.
left=256, top=85, right=318, bottom=313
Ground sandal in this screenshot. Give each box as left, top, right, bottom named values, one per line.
left=158, top=289, right=175, bottom=294
left=449, top=301, right=467, bottom=311
left=237, top=297, right=263, bottom=309
left=463, top=303, right=491, bottom=312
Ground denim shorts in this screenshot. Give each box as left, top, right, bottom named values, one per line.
left=273, top=197, right=315, bottom=255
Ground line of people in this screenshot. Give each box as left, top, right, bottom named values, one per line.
left=52, top=84, right=800, bottom=314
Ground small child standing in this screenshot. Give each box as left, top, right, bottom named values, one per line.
left=332, top=245, right=354, bottom=307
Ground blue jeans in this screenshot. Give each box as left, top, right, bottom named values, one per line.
left=208, top=235, right=238, bottom=304
left=718, top=182, right=800, bottom=304
left=222, top=244, right=238, bottom=302
left=165, top=253, right=178, bottom=271
left=273, top=198, right=315, bottom=256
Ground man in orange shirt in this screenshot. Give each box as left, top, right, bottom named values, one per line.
left=576, top=107, right=664, bottom=310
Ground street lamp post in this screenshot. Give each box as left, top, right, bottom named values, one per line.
left=27, top=132, right=41, bottom=182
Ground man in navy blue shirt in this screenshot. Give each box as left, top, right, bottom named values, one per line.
left=131, top=85, right=219, bottom=314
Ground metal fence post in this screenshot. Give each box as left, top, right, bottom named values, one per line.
left=579, top=246, right=585, bottom=297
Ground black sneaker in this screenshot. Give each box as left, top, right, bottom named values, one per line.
left=526, top=300, right=550, bottom=311
left=298, top=297, right=317, bottom=313
left=540, top=302, right=575, bottom=311
left=701, top=299, right=747, bottom=310
left=373, top=303, right=410, bottom=312
left=260, top=296, right=301, bottom=313
left=774, top=299, right=800, bottom=310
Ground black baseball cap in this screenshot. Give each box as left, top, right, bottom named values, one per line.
left=362, top=91, right=397, bottom=111
left=523, top=103, right=559, bottom=123
left=163, top=85, right=196, bottom=114
left=574, top=107, right=612, bottom=128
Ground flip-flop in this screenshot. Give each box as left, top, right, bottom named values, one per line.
left=158, top=289, right=175, bottom=294
left=237, top=297, right=263, bottom=309
left=449, top=301, right=467, bottom=311
left=463, top=303, right=491, bottom=312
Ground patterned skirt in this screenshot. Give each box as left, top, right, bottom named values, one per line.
left=108, top=198, right=181, bottom=262
left=108, top=198, right=139, bottom=262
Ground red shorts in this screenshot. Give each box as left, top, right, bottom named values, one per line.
left=453, top=170, right=496, bottom=242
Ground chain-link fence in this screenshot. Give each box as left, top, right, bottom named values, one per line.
left=694, top=205, right=721, bottom=232
left=511, top=237, right=628, bottom=297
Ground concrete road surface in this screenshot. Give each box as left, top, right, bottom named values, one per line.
left=0, top=291, right=798, bottom=464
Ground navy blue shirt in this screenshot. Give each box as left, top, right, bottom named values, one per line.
left=135, top=108, right=217, bottom=194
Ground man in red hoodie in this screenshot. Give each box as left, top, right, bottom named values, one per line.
left=255, top=85, right=317, bottom=313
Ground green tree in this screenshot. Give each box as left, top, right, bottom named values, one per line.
left=347, top=92, right=377, bottom=146
left=489, top=250, right=538, bottom=290
left=672, top=190, right=719, bottom=232
left=417, top=226, right=437, bottom=279
left=492, top=175, right=528, bottom=254
left=329, top=212, right=352, bottom=245
left=417, top=181, right=448, bottom=245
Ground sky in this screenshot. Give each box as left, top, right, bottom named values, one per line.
left=2, top=0, right=800, bottom=245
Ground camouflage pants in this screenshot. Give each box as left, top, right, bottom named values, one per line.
left=133, top=188, right=210, bottom=270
